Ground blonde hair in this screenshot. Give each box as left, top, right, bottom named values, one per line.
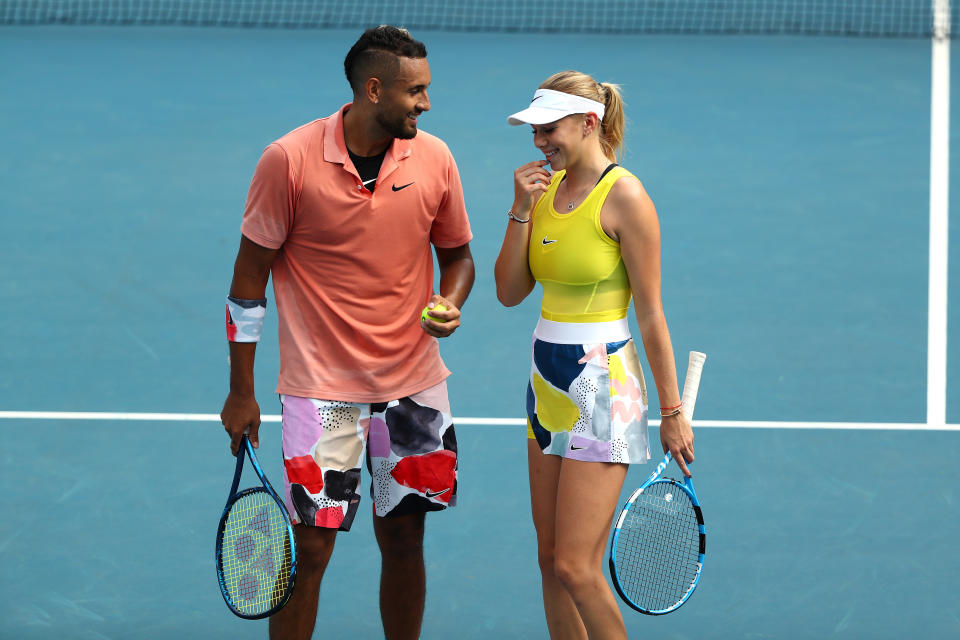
left=539, top=70, right=625, bottom=162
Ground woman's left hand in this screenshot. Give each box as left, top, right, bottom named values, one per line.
left=660, top=412, right=694, bottom=476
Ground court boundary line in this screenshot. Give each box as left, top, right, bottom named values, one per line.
left=0, top=411, right=957, bottom=431
left=927, top=0, right=951, bottom=425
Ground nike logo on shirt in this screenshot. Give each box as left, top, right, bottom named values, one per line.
left=542, top=237, right=558, bottom=246
left=425, top=488, right=450, bottom=498
left=392, top=182, right=415, bottom=192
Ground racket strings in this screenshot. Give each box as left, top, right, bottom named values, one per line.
left=614, top=481, right=701, bottom=612
left=219, top=490, right=294, bottom=616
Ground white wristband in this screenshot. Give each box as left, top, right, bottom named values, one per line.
left=226, top=296, right=267, bottom=342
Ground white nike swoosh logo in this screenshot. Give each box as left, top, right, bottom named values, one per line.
left=542, top=237, right=557, bottom=245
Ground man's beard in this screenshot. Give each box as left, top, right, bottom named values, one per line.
left=375, top=110, right=417, bottom=140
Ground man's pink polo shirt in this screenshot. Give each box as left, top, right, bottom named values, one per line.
left=240, top=105, right=473, bottom=403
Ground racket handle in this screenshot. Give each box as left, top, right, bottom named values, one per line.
left=680, top=351, right=707, bottom=421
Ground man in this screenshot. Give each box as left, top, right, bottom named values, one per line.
left=220, top=25, right=475, bottom=640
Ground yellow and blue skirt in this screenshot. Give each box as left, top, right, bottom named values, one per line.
left=526, top=317, right=650, bottom=464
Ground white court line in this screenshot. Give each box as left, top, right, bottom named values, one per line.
left=927, top=0, right=951, bottom=426
left=0, top=411, right=957, bottom=431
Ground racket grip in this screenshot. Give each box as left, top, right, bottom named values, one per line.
left=680, top=351, right=707, bottom=421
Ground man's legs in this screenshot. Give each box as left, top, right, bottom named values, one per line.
left=367, top=384, right=457, bottom=640
left=373, top=512, right=427, bottom=640
left=268, top=524, right=338, bottom=640
left=274, top=395, right=367, bottom=639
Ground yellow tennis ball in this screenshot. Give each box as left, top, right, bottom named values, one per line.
left=421, top=303, right=448, bottom=323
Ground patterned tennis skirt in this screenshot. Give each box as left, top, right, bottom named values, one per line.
left=526, top=319, right=650, bottom=464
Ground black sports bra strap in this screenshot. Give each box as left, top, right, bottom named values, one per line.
left=559, top=163, right=620, bottom=186
left=597, top=163, right=619, bottom=183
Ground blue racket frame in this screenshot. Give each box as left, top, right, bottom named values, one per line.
left=215, top=435, right=297, bottom=619
left=609, top=451, right=705, bottom=615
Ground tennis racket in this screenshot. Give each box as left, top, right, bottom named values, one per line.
left=609, top=350, right=706, bottom=615
left=215, top=434, right=296, bottom=619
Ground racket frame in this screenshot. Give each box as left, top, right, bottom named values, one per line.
left=215, top=435, right=297, bottom=619
left=609, top=451, right=705, bottom=614
left=609, top=350, right=708, bottom=615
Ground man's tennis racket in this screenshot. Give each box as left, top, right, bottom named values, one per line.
left=609, top=351, right=706, bottom=615
left=215, top=434, right=296, bottom=619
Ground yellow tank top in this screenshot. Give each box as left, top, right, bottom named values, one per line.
left=528, top=166, right=634, bottom=323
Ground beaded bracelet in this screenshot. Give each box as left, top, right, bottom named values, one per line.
left=659, top=401, right=683, bottom=418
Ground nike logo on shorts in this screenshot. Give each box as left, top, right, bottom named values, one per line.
left=425, top=488, right=450, bottom=498
left=392, top=182, right=415, bottom=192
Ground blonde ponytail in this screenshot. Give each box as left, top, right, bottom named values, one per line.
left=596, top=82, right=625, bottom=163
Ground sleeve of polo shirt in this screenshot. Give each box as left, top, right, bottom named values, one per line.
left=430, top=147, right=473, bottom=248
left=240, top=143, right=296, bottom=249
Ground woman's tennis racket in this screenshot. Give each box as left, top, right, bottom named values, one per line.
left=609, top=351, right=706, bottom=615
left=215, top=434, right=297, bottom=619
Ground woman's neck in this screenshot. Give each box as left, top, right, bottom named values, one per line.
left=563, top=151, right=612, bottom=192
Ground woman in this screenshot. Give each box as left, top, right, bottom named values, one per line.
left=494, top=71, right=695, bottom=639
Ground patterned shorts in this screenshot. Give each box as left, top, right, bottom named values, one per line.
left=526, top=336, right=650, bottom=464
left=280, top=381, right=457, bottom=531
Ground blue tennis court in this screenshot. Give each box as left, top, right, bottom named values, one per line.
left=1, top=2, right=958, bottom=638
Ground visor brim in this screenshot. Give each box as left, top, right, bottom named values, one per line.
left=506, top=106, right=572, bottom=126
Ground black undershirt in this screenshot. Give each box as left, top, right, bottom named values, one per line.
left=348, top=148, right=387, bottom=192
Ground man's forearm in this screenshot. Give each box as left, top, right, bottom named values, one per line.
left=228, top=341, right=258, bottom=395
left=436, top=244, right=475, bottom=309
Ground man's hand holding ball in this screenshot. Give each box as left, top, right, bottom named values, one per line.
left=420, top=297, right=461, bottom=338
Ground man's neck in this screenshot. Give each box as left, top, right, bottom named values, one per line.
left=342, top=103, right=392, bottom=157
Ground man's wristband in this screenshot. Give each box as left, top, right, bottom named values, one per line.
left=226, top=296, right=267, bottom=342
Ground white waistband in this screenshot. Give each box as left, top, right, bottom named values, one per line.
left=533, top=316, right=631, bottom=345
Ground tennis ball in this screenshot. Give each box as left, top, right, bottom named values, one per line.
left=421, top=303, right=448, bottom=323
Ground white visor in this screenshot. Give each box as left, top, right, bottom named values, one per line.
left=507, top=88, right=605, bottom=126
